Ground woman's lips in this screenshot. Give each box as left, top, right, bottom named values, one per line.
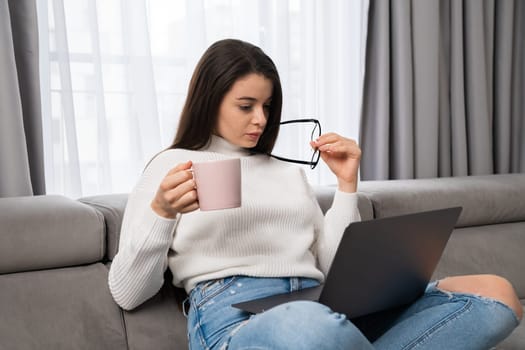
left=246, top=132, right=261, bottom=141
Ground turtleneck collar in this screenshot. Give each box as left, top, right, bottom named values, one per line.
left=202, top=135, right=252, bottom=157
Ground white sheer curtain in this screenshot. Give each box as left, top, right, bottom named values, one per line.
left=37, top=0, right=368, bottom=198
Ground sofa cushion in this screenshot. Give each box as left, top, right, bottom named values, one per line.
left=122, top=270, right=188, bottom=350
left=0, top=195, right=105, bottom=274
left=358, top=174, right=525, bottom=227
left=499, top=303, right=525, bottom=350
left=432, top=222, right=525, bottom=298
left=0, top=264, right=127, bottom=350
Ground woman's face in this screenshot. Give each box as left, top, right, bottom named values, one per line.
left=215, top=73, right=273, bottom=148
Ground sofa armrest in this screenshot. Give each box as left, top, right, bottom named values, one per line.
left=0, top=195, right=105, bottom=274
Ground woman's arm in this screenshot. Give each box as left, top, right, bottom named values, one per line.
left=108, top=191, right=177, bottom=310
left=311, top=133, right=362, bottom=274
left=314, top=191, right=361, bottom=275
left=108, top=155, right=198, bottom=310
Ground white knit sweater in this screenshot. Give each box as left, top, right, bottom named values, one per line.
left=108, top=136, right=361, bottom=310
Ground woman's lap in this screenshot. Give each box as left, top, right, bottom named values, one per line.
left=187, top=277, right=520, bottom=350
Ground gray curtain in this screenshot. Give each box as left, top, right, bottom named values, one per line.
left=0, top=0, right=45, bottom=196
left=360, top=0, right=525, bottom=180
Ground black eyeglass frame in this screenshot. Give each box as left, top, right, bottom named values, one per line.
left=268, top=118, right=322, bottom=169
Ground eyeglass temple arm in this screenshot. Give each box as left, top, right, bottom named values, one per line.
left=279, top=118, right=320, bottom=125
left=267, top=154, right=317, bottom=166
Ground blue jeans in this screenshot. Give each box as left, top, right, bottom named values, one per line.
left=186, top=276, right=520, bottom=350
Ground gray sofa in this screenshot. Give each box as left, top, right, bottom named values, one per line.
left=0, top=174, right=523, bottom=349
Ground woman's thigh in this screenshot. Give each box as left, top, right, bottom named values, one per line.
left=228, top=300, right=374, bottom=350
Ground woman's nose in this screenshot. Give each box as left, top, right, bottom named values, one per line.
left=252, top=107, right=267, bottom=126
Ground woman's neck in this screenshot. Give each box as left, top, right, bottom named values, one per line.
left=202, top=135, right=251, bottom=157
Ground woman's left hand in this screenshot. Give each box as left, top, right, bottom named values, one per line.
left=310, top=133, right=361, bottom=193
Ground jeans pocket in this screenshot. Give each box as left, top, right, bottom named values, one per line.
left=196, top=276, right=238, bottom=308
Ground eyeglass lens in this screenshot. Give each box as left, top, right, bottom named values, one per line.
left=310, top=122, right=321, bottom=169
left=267, top=118, right=322, bottom=169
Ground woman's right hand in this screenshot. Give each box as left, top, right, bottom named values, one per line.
left=151, top=161, right=199, bottom=219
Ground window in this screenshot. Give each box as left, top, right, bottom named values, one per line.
left=37, top=0, right=367, bottom=197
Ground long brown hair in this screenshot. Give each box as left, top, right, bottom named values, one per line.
left=169, top=39, right=283, bottom=154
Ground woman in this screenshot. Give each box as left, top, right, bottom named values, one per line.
left=109, top=39, right=522, bottom=349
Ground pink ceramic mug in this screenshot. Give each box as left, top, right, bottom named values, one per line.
left=192, top=158, right=242, bottom=211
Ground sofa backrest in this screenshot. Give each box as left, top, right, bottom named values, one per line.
left=356, top=174, right=525, bottom=298
left=80, top=194, right=128, bottom=261
left=357, top=174, right=525, bottom=227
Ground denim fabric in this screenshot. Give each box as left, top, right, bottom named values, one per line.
left=187, top=276, right=520, bottom=350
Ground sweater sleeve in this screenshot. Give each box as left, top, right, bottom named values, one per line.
left=315, top=190, right=361, bottom=275
left=108, top=155, right=178, bottom=310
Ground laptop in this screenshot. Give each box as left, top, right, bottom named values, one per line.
left=232, top=207, right=462, bottom=321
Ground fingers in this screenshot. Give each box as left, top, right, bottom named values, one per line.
left=151, top=161, right=199, bottom=218
left=311, top=133, right=361, bottom=159
left=171, top=185, right=199, bottom=214
left=310, top=132, right=361, bottom=192
left=161, top=177, right=197, bottom=208
left=159, top=169, right=194, bottom=194
left=166, top=160, right=192, bottom=175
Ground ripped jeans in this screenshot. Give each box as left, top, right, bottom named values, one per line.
left=186, top=276, right=520, bottom=350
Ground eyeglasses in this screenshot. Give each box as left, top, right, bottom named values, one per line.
left=268, top=118, right=322, bottom=169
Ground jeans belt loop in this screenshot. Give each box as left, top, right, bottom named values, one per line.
left=182, top=296, right=190, bottom=317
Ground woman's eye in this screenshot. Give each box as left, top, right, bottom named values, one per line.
left=263, top=104, right=271, bottom=110
left=239, top=105, right=252, bottom=111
